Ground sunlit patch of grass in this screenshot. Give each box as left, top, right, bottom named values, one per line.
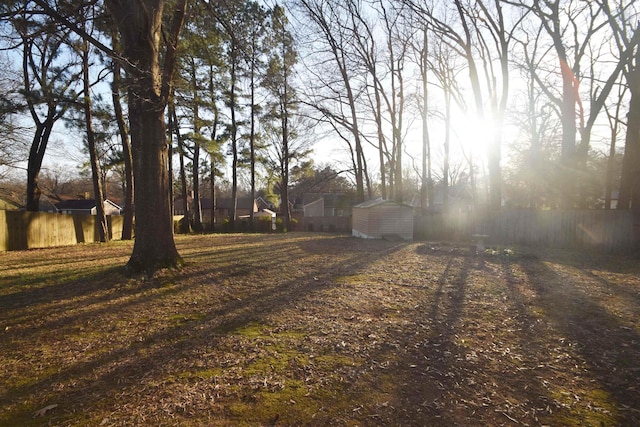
left=226, top=378, right=321, bottom=425
left=224, top=349, right=366, bottom=425
left=540, top=386, right=619, bottom=427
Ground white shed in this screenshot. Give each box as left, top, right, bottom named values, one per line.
left=352, top=198, right=414, bottom=240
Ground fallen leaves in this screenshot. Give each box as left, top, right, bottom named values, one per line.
left=0, top=236, right=638, bottom=426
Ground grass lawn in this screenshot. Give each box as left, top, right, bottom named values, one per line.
left=0, top=233, right=639, bottom=426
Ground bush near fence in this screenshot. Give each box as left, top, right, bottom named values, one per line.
left=414, top=209, right=640, bottom=253
left=0, top=210, right=124, bottom=251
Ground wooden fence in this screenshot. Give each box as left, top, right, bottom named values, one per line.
left=293, top=214, right=352, bottom=233
left=414, top=209, right=639, bottom=253
left=3, top=208, right=637, bottom=253
left=0, top=210, right=124, bottom=251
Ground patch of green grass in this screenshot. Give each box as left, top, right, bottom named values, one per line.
left=542, top=386, right=619, bottom=427
left=167, top=312, right=207, bottom=326
left=179, top=367, right=225, bottom=380
left=227, top=379, right=321, bottom=425
left=231, top=321, right=269, bottom=337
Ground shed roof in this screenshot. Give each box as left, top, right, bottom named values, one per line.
left=354, top=198, right=414, bottom=209
left=302, top=193, right=354, bottom=209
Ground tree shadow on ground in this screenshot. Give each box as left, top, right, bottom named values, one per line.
left=0, top=234, right=406, bottom=425
left=514, top=254, right=640, bottom=424
left=2, top=237, right=638, bottom=426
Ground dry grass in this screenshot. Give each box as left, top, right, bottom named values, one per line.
left=0, top=233, right=639, bottom=426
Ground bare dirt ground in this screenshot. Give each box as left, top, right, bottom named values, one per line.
left=0, top=233, right=639, bottom=426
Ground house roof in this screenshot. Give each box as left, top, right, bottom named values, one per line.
left=55, top=199, right=122, bottom=211
left=303, top=198, right=324, bottom=209
left=55, top=199, right=97, bottom=210
left=256, top=196, right=275, bottom=210
left=216, top=197, right=256, bottom=210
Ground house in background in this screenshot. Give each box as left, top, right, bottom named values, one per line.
left=54, top=199, right=122, bottom=215
left=174, top=195, right=214, bottom=224
left=215, top=197, right=258, bottom=223
left=352, top=198, right=414, bottom=240
left=36, top=194, right=59, bottom=213
left=301, top=193, right=354, bottom=217
left=174, top=196, right=263, bottom=227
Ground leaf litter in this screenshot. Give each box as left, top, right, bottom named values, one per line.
left=0, top=234, right=638, bottom=426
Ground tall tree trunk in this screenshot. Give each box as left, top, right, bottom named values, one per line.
left=618, top=65, right=640, bottom=211
left=282, top=114, right=290, bottom=230
left=249, top=57, right=257, bottom=231
left=23, top=33, right=56, bottom=212
left=443, top=89, right=451, bottom=212
left=25, top=120, right=53, bottom=211
left=127, top=90, right=181, bottom=271
left=420, top=28, right=431, bottom=212
left=229, top=57, right=239, bottom=229
left=191, top=146, right=202, bottom=231
left=210, top=153, right=216, bottom=231
left=170, top=103, right=191, bottom=234
left=190, top=61, right=203, bottom=232
left=81, top=38, right=109, bottom=242
left=341, top=54, right=365, bottom=203
left=559, top=60, right=579, bottom=209
left=106, top=0, right=186, bottom=273
left=604, top=99, right=623, bottom=210
left=374, top=85, right=387, bottom=200
left=111, top=56, right=134, bottom=240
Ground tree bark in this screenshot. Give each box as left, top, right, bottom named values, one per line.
left=169, top=102, right=191, bottom=234
left=619, top=66, right=640, bottom=211
left=26, top=120, right=53, bottom=211
left=106, top=0, right=186, bottom=272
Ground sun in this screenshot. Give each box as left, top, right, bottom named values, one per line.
left=453, top=111, right=496, bottom=160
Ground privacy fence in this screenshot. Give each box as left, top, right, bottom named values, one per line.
left=0, top=210, right=124, bottom=251
left=293, top=214, right=352, bottom=233
left=414, top=209, right=640, bottom=253
left=2, top=208, right=638, bottom=253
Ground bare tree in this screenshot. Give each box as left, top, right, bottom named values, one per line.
left=596, top=0, right=640, bottom=211
left=294, top=0, right=367, bottom=202
left=345, top=0, right=390, bottom=199
left=417, top=26, right=433, bottom=211
left=603, top=85, right=625, bottom=210
left=403, top=0, right=525, bottom=210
